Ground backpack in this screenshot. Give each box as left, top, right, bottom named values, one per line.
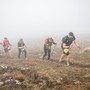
left=44, top=39, right=49, bottom=44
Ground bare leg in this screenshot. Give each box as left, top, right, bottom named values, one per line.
left=66, top=54, right=71, bottom=66
left=59, top=54, right=66, bottom=62
left=5, top=52, right=8, bottom=59
left=43, top=48, right=47, bottom=60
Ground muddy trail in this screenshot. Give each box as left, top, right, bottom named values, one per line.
left=0, top=51, right=90, bottom=90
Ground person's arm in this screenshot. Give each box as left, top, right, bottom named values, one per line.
left=23, top=42, right=27, bottom=48
left=8, top=41, right=11, bottom=46
left=73, top=40, right=81, bottom=49
left=18, top=42, right=19, bottom=47
left=2, top=41, right=5, bottom=47
left=53, top=41, right=57, bottom=45
left=24, top=44, right=27, bottom=48
left=51, top=38, right=57, bottom=45
left=63, top=43, right=70, bottom=49
left=0, top=42, right=3, bottom=45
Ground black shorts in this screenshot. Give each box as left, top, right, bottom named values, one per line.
left=4, top=48, right=9, bottom=53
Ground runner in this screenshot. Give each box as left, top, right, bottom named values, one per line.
left=58, top=32, right=81, bottom=66
left=43, top=37, right=57, bottom=61
left=3, top=37, right=11, bottom=58
left=18, top=39, right=27, bottom=59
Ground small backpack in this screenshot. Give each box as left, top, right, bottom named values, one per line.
left=44, top=39, right=49, bottom=44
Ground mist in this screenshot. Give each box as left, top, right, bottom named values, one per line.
left=0, top=0, right=90, bottom=42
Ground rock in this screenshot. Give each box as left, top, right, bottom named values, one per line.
left=1, top=65, right=8, bottom=69
left=56, top=78, right=62, bottom=84
left=83, top=74, right=90, bottom=79
left=15, top=74, right=26, bottom=82
left=74, top=80, right=81, bottom=84
left=15, top=80, right=22, bottom=85
left=0, top=82, right=4, bottom=86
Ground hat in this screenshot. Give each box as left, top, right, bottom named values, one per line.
left=4, top=37, right=7, bottom=39
left=69, top=32, right=74, bottom=36
left=20, top=38, right=23, bottom=41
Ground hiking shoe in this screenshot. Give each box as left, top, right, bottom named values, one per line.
left=58, top=61, right=64, bottom=66
left=48, top=58, right=52, bottom=61
left=67, top=63, right=70, bottom=66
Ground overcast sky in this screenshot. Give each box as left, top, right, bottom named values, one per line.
left=0, top=0, right=90, bottom=40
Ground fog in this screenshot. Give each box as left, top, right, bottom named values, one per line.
left=0, top=0, right=90, bottom=42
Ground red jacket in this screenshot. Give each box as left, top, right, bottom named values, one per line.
left=3, top=40, right=10, bottom=48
